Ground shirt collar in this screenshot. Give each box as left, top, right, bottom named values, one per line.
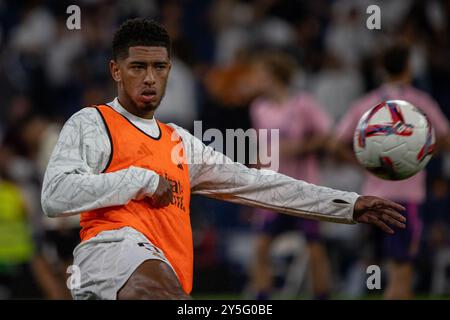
left=108, top=97, right=157, bottom=125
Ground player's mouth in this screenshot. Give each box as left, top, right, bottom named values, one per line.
left=139, top=89, right=157, bottom=103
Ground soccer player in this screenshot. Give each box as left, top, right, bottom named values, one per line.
left=248, top=51, right=333, bottom=300
left=41, top=19, right=406, bottom=300
left=332, top=44, right=450, bottom=299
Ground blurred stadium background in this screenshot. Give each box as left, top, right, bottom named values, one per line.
left=0, top=0, right=449, bottom=299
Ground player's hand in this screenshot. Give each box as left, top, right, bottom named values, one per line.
left=147, top=176, right=173, bottom=208
left=353, top=196, right=406, bottom=234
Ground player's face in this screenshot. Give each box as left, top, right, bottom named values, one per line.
left=110, top=46, right=171, bottom=118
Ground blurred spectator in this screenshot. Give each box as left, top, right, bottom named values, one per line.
left=156, top=56, right=198, bottom=130
left=156, top=1, right=199, bottom=130
left=247, top=50, right=333, bottom=300
left=332, top=44, right=450, bottom=299
left=311, top=54, right=364, bottom=122
left=1, top=110, right=78, bottom=299
left=325, top=1, right=376, bottom=69
left=202, top=48, right=257, bottom=154
left=9, top=1, right=56, bottom=54
left=0, top=146, right=35, bottom=299
left=424, top=177, right=450, bottom=295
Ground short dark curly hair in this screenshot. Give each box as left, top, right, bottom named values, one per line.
left=112, top=18, right=171, bottom=60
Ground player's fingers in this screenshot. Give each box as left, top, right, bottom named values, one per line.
left=355, top=214, right=369, bottom=224
left=380, top=211, right=406, bottom=229
left=374, top=219, right=395, bottom=234
left=380, top=207, right=407, bottom=224
left=160, top=189, right=173, bottom=207
left=167, top=189, right=174, bottom=204
left=377, top=198, right=406, bottom=213
left=367, top=213, right=395, bottom=234
left=148, top=191, right=172, bottom=208
left=156, top=197, right=169, bottom=207
left=156, top=200, right=169, bottom=208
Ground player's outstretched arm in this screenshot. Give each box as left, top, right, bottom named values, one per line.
left=172, top=125, right=407, bottom=233
left=41, top=109, right=161, bottom=217
left=173, top=125, right=358, bottom=225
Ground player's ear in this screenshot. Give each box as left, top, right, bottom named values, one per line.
left=110, top=60, right=121, bottom=82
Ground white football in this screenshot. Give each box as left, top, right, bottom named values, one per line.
left=353, top=100, right=435, bottom=180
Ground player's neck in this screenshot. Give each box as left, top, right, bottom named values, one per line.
left=117, top=95, right=155, bottom=119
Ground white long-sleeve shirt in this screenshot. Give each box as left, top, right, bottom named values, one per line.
left=41, top=98, right=360, bottom=224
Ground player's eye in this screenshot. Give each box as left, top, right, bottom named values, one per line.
left=155, top=64, right=167, bottom=70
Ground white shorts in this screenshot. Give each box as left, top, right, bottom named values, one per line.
left=71, top=226, right=174, bottom=300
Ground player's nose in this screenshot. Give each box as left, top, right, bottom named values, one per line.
left=143, top=69, right=156, bottom=85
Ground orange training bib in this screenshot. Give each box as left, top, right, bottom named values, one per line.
left=80, top=105, right=193, bottom=293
